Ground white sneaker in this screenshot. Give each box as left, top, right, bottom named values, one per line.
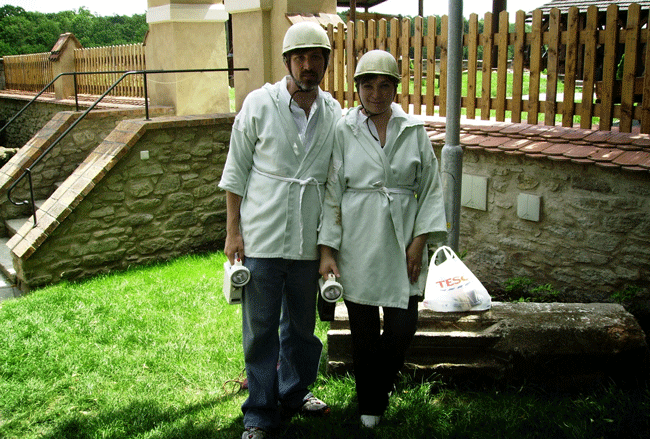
left=360, top=415, right=381, bottom=428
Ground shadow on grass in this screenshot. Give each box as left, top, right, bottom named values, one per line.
left=39, top=393, right=245, bottom=439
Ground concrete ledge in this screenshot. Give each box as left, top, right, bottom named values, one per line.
left=328, top=302, right=649, bottom=387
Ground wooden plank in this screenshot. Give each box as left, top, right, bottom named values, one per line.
left=377, top=19, right=387, bottom=51
left=413, top=16, right=423, bottom=115
left=346, top=20, right=356, bottom=108
left=580, top=6, right=598, bottom=129
left=367, top=19, right=377, bottom=51
left=480, top=12, right=494, bottom=120
left=544, top=8, right=560, bottom=126
left=599, top=4, right=619, bottom=131
left=495, top=10, right=509, bottom=121
left=466, top=14, right=479, bottom=120
left=425, top=15, right=436, bottom=116
left=389, top=17, right=399, bottom=105
left=619, top=3, right=641, bottom=133
left=336, top=23, right=346, bottom=106
left=562, top=7, right=579, bottom=127
left=510, top=11, right=525, bottom=123
left=641, top=14, right=650, bottom=132
left=400, top=17, right=411, bottom=112
left=527, top=9, right=543, bottom=124
left=439, top=15, right=448, bottom=117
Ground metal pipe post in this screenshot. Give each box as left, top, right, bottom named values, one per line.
left=442, top=0, right=464, bottom=252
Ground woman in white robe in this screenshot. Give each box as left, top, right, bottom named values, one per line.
left=318, top=50, right=447, bottom=428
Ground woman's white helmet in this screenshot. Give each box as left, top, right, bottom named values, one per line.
left=282, top=22, right=331, bottom=56
left=354, top=50, right=400, bottom=82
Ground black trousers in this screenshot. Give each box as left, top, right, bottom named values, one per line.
left=345, top=295, right=419, bottom=416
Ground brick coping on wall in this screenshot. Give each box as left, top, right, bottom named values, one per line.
left=422, top=116, right=650, bottom=174
left=6, top=113, right=235, bottom=262
left=4, top=108, right=650, bottom=266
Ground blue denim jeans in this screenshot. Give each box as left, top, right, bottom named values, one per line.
left=241, top=257, right=322, bottom=430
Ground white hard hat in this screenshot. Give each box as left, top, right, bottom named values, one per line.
left=282, top=22, right=331, bottom=55
left=354, top=50, right=400, bottom=82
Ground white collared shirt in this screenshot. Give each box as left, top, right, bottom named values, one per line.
left=280, top=76, right=320, bottom=152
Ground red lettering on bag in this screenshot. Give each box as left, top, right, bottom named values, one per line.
left=436, top=276, right=469, bottom=289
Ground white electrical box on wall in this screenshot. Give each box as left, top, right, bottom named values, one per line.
left=517, top=193, right=541, bottom=222
left=461, top=174, right=488, bottom=211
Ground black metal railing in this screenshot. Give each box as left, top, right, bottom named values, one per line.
left=4, top=68, right=247, bottom=225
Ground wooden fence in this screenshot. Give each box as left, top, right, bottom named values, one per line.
left=2, top=43, right=146, bottom=98
left=3, top=4, right=650, bottom=132
left=323, top=3, right=650, bottom=133
left=74, top=44, right=145, bottom=97
left=3, top=52, right=54, bottom=93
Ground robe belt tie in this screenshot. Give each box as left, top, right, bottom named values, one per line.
left=347, top=182, right=416, bottom=254
left=251, top=166, right=324, bottom=255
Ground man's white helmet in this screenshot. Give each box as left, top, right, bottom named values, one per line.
left=282, top=22, right=331, bottom=55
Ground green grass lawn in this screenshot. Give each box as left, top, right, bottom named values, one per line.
left=1, top=252, right=649, bottom=438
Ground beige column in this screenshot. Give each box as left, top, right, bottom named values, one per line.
left=224, top=0, right=336, bottom=111
left=146, top=0, right=230, bottom=115
left=49, top=33, right=82, bottom=100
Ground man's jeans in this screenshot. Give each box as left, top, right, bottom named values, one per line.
left=241, top=257, right=322, bottom=430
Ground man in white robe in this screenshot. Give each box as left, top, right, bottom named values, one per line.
left=219, top=22, right=342, bottom=439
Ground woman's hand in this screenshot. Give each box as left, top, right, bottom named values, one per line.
left=406, top=234, right=428, bottom=284
left=319, top=245, right=340, bottom=279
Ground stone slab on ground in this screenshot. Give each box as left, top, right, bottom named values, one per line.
left=328, top=302, right=649, bottom=386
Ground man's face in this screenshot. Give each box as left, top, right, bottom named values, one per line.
left=287, top=48, right=326, bottom=91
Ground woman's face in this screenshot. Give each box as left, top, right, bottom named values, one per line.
left=358, top=75, right=396, bottom=115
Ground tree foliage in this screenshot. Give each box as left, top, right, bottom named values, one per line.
left=0, top=5, right=147, bottom=57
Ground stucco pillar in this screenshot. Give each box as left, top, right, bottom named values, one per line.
left=49, top=33, right=82, bottom=100
left=146, top=0, right=230, bottom=115
left=224, top=0, right=337, bottom=111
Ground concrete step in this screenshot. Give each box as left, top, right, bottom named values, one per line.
left=327, top=301, right=649, bottom=387
left=0, top=239, right=20, bottom=302
left=4, top=199, right=45, bottom=236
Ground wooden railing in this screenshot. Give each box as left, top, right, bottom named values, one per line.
left=74, top=44, right=145, bottom=97
left=3, top=52, right=54, bottom=93
left=323, top=3, right=650, bottom=133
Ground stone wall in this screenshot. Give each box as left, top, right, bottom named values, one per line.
left=452, top=146, right=650, bottom=299
left=0, top=97, right=70, bottom=150
left=16, top=116, right=232, bottom=288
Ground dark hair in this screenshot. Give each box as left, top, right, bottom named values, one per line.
left=354, top=73, right=399, bottom=91
left=283, top=47, right=330, bottom=70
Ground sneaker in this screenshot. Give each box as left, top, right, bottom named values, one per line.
left=299, top=393, right=331, bottom=416
left=242, top=427, right=267, bottom=439
left=360, top=415, right=381, bottom=428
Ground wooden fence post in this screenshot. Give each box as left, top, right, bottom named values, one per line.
left=49, top=33, right=82, bottom=100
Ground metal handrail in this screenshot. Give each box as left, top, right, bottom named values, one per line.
left=5, top=68, right=247, bottom=225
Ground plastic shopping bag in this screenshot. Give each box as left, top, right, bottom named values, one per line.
left=423, top=246, right=491, bottom=312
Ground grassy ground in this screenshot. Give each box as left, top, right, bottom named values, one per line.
left=1, top=252, right=649, bottom=439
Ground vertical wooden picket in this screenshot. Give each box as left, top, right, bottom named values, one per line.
left=346, top=20, right=356, bottom=108
left=620, top=3, right=641, bottom=132
left=439, top=15, right=448, bottom=117
left=480, top=12, right=494, bottom=120
left=400, top=18, right=410, bottom=112
left=527, top=10, right=543, bottom=124
left=466, top=14, right=479, bottom=120
left=495, top=11, right=509, bottom=121
left=580, top=6, right=599, bottom=129
left=425, top=15, right=436, bottom=116
left=562, top=7, right=579, bottom=127
left=544, top=8, right=560, bottom=126
left=600, top=4, right=619, bottom=131
left=413, top=16, right=423, bottom=115
left=511, top=10, right=525, bottom=123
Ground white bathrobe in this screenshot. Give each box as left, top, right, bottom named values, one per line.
left=318, top=104, right=447, bottom=309
left=219, top=79, right=342, bottom=260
